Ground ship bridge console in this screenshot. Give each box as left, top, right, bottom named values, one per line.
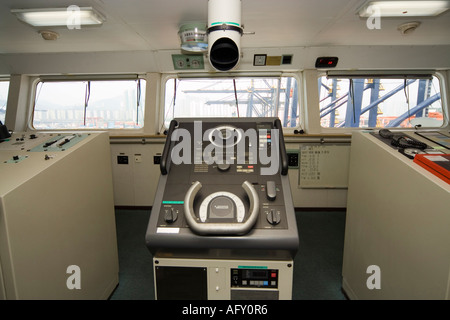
left=145, top=117, right=299, bottom=300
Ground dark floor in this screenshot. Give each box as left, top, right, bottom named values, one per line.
left=109, top=209, right=347, bottom=300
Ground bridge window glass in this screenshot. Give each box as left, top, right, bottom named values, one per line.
left=33, top=78, right=145, bottom=130
left=318, top=75, right=444, bottom=128
left=163, top=77, right=300, bottom=128
left=0, top=79, right=9, bottom=124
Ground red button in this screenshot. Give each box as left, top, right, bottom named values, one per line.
left=271, top=272, right=277, bottom=278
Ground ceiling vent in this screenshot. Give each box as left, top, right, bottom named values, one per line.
left=39, top=30, right=60, bottom=40
left=397, top=21, right=421, bottom=35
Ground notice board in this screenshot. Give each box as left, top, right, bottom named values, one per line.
left=299, top=145, right=351, bottom=188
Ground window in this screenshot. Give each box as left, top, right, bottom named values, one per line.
left=318, top=75, right=444, bottom=128
left=163, top=76, right=299, bottom=128
left=33, top=78, right=145, bottom=129
left=0, top=79, right=9, bottom=124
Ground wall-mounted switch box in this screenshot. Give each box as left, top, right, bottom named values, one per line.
left=253, top=54, right=267, bottom=66
left=117, top=155, right=129, bottom=165
left=172, top=54, right=204, bottom=70
left=287, top=151, right=299, bottom=168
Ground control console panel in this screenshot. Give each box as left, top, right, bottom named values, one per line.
left=146, top=118, right=299, bottom=300
left=231, top=268, right=279, bottom=289
left=155, top=118, right=289, bottom=235
left=146, top=117, right=299, bottom=260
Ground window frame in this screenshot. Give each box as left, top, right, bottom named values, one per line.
left=0, top=77, right=10, bottom=125
left=158, top=72, right=303, bottom=133
left=316, top=70, right=448, bottom=133
left=29, top=74, right=147, bottom=132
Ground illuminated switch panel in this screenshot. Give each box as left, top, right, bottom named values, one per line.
left=231, top=268, right=278, bottom=288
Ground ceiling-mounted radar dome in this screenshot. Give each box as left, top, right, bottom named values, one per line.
left=207, top=0, right=243, bottom=71
left=178, top=23, right=208, bottom=53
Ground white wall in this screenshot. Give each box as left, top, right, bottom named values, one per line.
left=108, top=137, right=351, bottom=208
left=2, top=45, right=450, bottom=75
left=110, top=140, right=164, bottom=207
left=1, top=44, right=449, bottom=208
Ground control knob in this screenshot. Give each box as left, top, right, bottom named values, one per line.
left=266, top=209, right=281, bottom=225
left=217, top=163, right=231, bottom=172
left=164, top=208, right=178, bottom=223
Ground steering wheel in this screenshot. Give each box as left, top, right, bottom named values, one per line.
left=183, top=181, right=260, bottom=235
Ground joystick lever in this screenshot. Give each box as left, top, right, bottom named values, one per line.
left=266, top=181, right=276, bottom=201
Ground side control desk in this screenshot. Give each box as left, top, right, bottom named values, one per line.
left=343, top=131, right=450, bottom=299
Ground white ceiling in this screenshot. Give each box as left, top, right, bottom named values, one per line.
left=0, top=0, right=450, bottom=54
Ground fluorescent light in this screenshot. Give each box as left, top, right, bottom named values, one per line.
left=358, top=1, right=450, bottom=17
left=11, top=7, right=105, bottom=27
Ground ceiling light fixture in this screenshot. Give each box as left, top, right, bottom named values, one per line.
left=11, top=7, right=105, bottom=28
left=358, top=1, right=450, bottom=17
